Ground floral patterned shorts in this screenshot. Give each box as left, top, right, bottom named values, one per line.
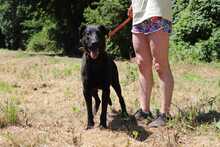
left=131, top=17, right=172, bottom=35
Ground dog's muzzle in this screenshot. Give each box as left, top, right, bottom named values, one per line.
left=89, top=50, right=99, bottom=59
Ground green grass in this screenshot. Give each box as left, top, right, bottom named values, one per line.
left=121, top=63, right=138, bottom=86
left=182, top=73, right=203, bottom=81
left=72, top=106, right=81, bottom=113
left=15, top=51, right=32, bottom=58
left=63, top=64, right=79, bottom=77
left=168, top=96, right=220, bottom=136
left=2, top=132, right=20, bottom=147
left=0, top=97, right=20, bottom=126
left=64, top=87, right=73, bottom=98
left=51, top=63, right=80, bottom=79
left=48, top=57, right=61, bottom=64
left=0, top=81, right=14, bottom=93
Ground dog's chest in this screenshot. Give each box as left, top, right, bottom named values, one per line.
left=89, top=61, right=108, bottom=81
left=81, top=57, right=111, bottom=87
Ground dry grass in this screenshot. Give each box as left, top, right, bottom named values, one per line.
left=0, top=49, right=220, bottom=147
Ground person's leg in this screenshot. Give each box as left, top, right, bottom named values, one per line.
left=148, top=29, right=174, bottom=115
left=132, top=33, right=153, bottom=113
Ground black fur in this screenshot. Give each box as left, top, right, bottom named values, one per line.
left=79, top=25, right=128, bottom=129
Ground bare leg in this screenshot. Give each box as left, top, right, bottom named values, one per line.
left=132, top=33, right=153, bottom=112
left=148, top=30, right=174, bottom=113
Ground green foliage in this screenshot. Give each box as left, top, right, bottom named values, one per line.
left=0, top=0, right=94, bottom=56
left=172, top=0, right=190, bottom=23
left=170, top=37, right=199, bottom=62
left=26, top=19, right=61, bottom=53
left=0, top=0, right=21, bottom=49
left=174, top=10, right=214, bottom=44
left=195, top=28, right=220, bottom=62
left=171, top=0, right=220, bottom=62
left=106, top=39, right=121, bottom=59
left=0, top=0, right=35, bottom=49
left=84, top=0, right=126, bottom=25
left=0, top=0, right=219, bottom=61
left=84, top=0, right=132, bottom=59
left=21, top=6, right=50, bottom=45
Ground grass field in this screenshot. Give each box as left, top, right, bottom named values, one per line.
left=0, top=49, right=220, bottom=147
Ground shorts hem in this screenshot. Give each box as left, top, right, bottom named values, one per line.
left=132, top=27, right=169, bottom=35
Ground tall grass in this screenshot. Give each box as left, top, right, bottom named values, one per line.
left=0, top=97, right=20, bottom=127
left=168, top=96, right=220, bottom=133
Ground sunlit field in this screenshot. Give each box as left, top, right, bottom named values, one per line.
left=0, top=49, right=220, bottom=147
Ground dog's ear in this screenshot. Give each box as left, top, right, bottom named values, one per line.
left=99, top=25, right=109, bottom=36
left=79, top=25, right=87, bottom=39
left=79, top=47, right=86, bottom=53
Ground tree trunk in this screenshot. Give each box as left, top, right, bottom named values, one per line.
left=53, top=0, right=97, bottom=56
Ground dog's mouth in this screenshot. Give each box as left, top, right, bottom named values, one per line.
left=89, top=50, right=99, bottom=59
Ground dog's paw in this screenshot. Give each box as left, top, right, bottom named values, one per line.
left=85, top=122, right=95, bottom=130
left=99, top=124, right=107, bottom=129
left=86, top=125, right=94, bottom=130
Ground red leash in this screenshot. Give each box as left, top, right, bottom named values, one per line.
left=108, top=17, right=132, bottom=38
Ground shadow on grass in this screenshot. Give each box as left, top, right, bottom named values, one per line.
left=108, top=109, right=152, bottom=142
left=195, top=110, right=220, bottom=124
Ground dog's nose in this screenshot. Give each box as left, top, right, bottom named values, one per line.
left=91, top=42, right=98, bottom=49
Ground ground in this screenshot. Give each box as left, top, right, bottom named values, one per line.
left=0, top=49, right=219, bottom=147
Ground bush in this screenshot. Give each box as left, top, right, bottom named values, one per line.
left=26, top=19, right=61, bottom=53
left=173, top=9, right=214, bottom=45
left=170, top=37, right=199, bottom=62
left=171, top=0, right=220, bottom=62
left=195, top=28, right=220, bottom=62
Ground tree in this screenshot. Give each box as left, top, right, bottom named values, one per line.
left=0, top=0, right=37, bottom=49
left=0, top=0, right=22, bottom=49
left=38, top=0, right=98, bottom=56
left=0, top=29, right=5, bottom=48
left=0, top=0, right=97, bottom=56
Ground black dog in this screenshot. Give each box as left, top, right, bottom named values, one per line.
left=79, top=25, right=128, bottom=129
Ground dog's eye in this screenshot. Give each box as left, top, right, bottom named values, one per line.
left=86, top=31, right=91, bottom=36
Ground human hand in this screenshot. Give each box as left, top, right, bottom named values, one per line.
left=127, top=5, right=133, bottom=18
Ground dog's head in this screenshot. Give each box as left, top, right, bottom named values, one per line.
left=79, top=25, right=109, bottom=59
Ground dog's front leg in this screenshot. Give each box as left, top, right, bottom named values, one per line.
left=92, top=89, right=101, bottom=115
left=83, top=89, right=94, bottom=129
left=100, top=88, right=110, bottom=129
